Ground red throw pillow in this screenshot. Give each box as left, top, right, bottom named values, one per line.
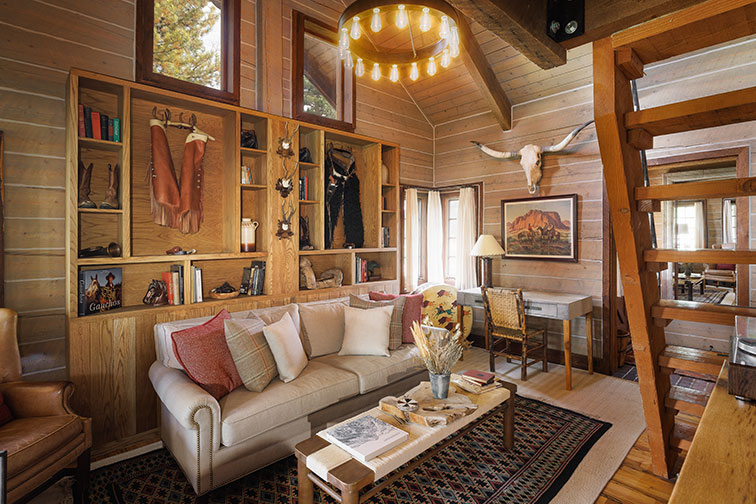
left=370, top=292, right=423, bottom=344
left=0, top=391, right=13, bottom=427
left=171, top=309, right=241, bottom=400
left=715, top=263, right=736, bottom=271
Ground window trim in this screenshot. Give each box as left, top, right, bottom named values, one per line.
left=136, top=0, right=241, bottom=105
left=441, top=193, right=459, bottom=285
left=291, top=11, right=357, bottom=132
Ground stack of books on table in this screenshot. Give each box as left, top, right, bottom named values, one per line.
left=451, top=370, right=502, bottom=394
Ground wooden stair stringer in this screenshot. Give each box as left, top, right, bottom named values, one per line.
left=593, top=37, right=676, bottom=479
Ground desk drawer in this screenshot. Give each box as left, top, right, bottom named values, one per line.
left=524, top=302, right=558, bottom=318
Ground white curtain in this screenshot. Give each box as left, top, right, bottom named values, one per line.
left=694, top=201, right=705, bottom=249
left=456, top=187, right=477, bottom=289
left=404, top=188, right=419, bottom=290
left=427, top=191, right=445, bottom=283
left=723, top=199, right=735, bottom=245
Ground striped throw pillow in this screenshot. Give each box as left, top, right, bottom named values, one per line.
left=349, top=294, right=405, bottom=350
left=224, top=317, right=278, bottom=392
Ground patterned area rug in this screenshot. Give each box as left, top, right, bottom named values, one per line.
left=91, top=396, right=610, bottom=504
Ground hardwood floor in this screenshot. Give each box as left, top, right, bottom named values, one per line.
left=598, top=430, right=685, bottom=503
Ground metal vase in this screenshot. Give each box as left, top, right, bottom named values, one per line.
left=429, top=372, right=451, bottom=399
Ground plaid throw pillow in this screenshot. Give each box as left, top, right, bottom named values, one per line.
left=349, top=294, right=405, bottom=350
left=224, top=317, right=278, bottom=392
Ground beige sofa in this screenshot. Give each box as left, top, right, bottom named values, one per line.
left=148, top=298, right=435, bottom=495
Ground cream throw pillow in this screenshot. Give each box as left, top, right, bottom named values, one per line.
left=349, top=294, right=405, bottom=350
left=339, top=305, right=393, bottom=356
left=224, top=317, right=277, bottom=393
left=263, top=312, right=308, bottom=382
left=299, top=302, right=346, bottom=357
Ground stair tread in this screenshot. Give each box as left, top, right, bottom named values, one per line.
left=670, top=421, right=697, bottom=451
left=665, top=385, right=708, bottom=416
left=644, top=248, right=756, bottom=264
left=625, top=86, right=756, bottom=137
left=636, top=176, right=756, bottom=201
left=652, top=300, right=756, bottom=326
left=659, top=345, right=726, bottom=376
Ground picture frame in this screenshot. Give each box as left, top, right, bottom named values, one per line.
left=501, top=194, right=578, bottom=262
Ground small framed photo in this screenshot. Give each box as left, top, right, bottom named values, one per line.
left=501, top=194, right=578, bottom=262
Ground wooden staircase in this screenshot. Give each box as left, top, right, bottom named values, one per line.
left=593, top=0, right=756, bottom=478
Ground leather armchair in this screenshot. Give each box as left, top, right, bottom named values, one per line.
left=0, top=308, right=92, bottom=504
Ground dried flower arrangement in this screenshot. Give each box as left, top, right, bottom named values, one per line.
left=411, top=320, right=470, bottom=375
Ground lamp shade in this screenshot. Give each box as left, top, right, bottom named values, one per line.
left=470, top=234, right=505, bottom=257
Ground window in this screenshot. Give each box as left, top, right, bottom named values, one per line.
left=674, top=201, right=706, bottom=249
left=445, top=198, right=459, bottom=280
left=292, top=11, right=356, bottom=131
left=402, top=193, right=426, bottom=286
left=723, top=198, right=737, bottom=245
left=136, top=0, right=240, bottom=104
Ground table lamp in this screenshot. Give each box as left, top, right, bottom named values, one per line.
left=470, top=234, right=505, bottom=288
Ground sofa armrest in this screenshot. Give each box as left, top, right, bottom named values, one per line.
left=0, top=381, right=75, bottom=418
left=149, top=362, right=221, bottom=447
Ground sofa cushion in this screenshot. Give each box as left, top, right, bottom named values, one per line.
left=247, top=304, right=308, bottom=356
left=155, top=314, right=216, bottom=369
left=349, top=294, right=405, bottom=350
left=263, top=313, right=308, bottom=383
left=225, top=317, right=277, bottom=392
left=0, top=392, right=12, bottom=426
left=370, top=291, right=423, bottom=344
left=299, top=302, right=346, bottom=357
left=218, top=360, right=359, bottom=446
left=172, top=310, right=242, bottom=400
left=340, top=305, right=393, bottom=356
left=314, top=345, right=424, bottom=394
left=0, top=415, right=84, bottom=478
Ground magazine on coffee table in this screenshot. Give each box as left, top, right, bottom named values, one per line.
left=321, top=415, right=408, bottom=462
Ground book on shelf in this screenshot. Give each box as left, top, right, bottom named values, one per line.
left=113, top=118, right=121, bottom=142
left=241, top=165, right=253, bottom=184
left=78, top=268, right=122, bottom=316
left=320, top=414, right=408, bottom=462
left=91, top=112, right=101, bottom=139
left=462, top=370, right=495, bottom=385
left=382, top=227, right=390, bottom=248
left=78, top=104, right=86, bottom=137
left=100, top=114, right=109, bottom=141
left=193, top=267, right=203, bottom=303
left=249, top=261, right=265, bottom=295
left=108, top=118, right=114, bottom=142
left=161, top=272, right=174, bottom=305
left=239, top=267, right=252, bottom=295
left=83, top=106, right=93, bottom=138
left=170, top=264, right=184, bottom=305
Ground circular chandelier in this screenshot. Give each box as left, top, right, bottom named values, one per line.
left=337, top=1, right=461, bottom=83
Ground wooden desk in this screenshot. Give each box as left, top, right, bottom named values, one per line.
left=669, top=362, right=756, bottom=503
left=457, top=288, right=593, bottom=390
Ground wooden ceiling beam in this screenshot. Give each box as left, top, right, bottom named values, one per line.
left=456, top=12, right=512, bottom=130
left=448, top=0, right=566, bottom=70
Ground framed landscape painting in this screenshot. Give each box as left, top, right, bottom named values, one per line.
left=501, top=194, right=578, bottom=261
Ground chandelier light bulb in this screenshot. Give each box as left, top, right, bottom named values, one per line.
left=350, top=16, right=361, bottom=39
left=419, top=7, right=431, bottom=32
left=355, top=58, right=365, bottom=77
left=441, top=48, right=451, bottom=68
left=390, top=64, right=399, bottom=82
left=427, top=56, right=437, bottom=76
left=345, top=50, right=354, bottom=69
left=450, top=26, right=460, bottom=57
left=371, top=62, right=381, bottom=81
left=439, top=15, right=450, bottom=39
left=370, top=8, right=382, bottom=32
left=395, top=4, right=408, bottom=29
left=409, top=61, right=419, bottom=81
left=339, top=27, right=349, bottom=50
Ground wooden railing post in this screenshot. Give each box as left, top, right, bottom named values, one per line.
left=593, top=37, right=676, bottom=478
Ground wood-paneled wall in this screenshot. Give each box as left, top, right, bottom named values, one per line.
left=0, top=0, right=432, bottom=382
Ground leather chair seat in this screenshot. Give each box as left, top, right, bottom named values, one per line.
left=0, top=415, right=85, bottom=478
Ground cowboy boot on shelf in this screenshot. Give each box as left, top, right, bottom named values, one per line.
left=100, top=163, right=120, bottom=209
left=78, top=161, right=96, bottom=208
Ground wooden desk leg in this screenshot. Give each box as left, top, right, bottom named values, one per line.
left=586, top=312, right=593, bottom=374
left=563, top=319, right=572, bottom=390
left=297, top=458, right=314, bottom=504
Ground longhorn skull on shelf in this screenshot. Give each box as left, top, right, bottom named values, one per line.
left=275, top=159, right=298, bottom=198
left=277, top=122, right=300, bottom=158
left=472, top=120, right=593, bottom=195
left=276, top=199, right=297, bottom=239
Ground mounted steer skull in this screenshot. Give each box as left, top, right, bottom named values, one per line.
left=472, top=120, right=594, bottom=195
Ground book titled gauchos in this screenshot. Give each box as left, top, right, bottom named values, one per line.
left=78, top=268, right=122, bottom=316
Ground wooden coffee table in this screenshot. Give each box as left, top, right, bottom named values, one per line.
left=295, top=381, right=516, bottom=504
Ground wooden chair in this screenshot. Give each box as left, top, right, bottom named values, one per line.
left=0, top=308, right=92, bottom=503
left=481, top=287, right=547, bottom=381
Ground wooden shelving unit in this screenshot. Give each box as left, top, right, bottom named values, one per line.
left=64, top=68, right=401, bottom=453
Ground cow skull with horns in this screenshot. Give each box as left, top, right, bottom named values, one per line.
left=472, top=120, right=593, bottom=195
